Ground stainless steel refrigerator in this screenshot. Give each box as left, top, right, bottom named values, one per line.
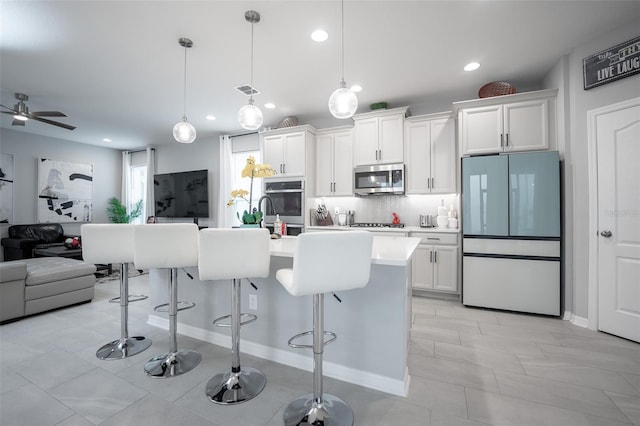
left=461, top=151, right=561, bottom=316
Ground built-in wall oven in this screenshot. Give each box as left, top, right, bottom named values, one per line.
left=263, top=178, right=305, bottom=235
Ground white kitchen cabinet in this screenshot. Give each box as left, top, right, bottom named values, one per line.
left=353, top=107, right=408, bottom=165
left=410, top=232, right=459, bottom=293
left=455, top=89, right=557, bottom=156
left=405, top=113, right=456, bottom=194
left=316, top=126, right=353, bottom=196
left=263, top=130, right=307, bottom=177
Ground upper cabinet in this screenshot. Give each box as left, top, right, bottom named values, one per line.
left=262, top=125, right=316, bottom=178
left=454, top=89, right=557, bottom=156
left=352, top=107, right=408, bottom=165
left=316, top=126, right=353, bottom=197
left=405, top=112, right=457, bottom=194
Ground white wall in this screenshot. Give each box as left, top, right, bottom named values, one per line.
left=0, top=128, right=121, bottom=259
left=554, top=21, right=640, bottom=320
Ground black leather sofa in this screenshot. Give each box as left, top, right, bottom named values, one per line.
left=1, top=223, right=66, bottom=261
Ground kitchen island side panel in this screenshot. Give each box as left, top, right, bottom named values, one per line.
left=147, top=257, right=411, bottom=395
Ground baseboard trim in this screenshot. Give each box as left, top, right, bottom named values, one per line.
left=147, top=314, right=409, bottom=397
left=562, top=311, right=589, bottom=328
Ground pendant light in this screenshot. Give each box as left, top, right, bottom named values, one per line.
left=173, top=37, right=196, bottom=144
left=328, top=0, right=358, bottom=119
left=238, top=10, right=263, bottom=131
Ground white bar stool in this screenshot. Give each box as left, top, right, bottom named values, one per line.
left=198, top=228, right=270, bottom=404
left=276, top=231, right=373, bottom=426
left=134, top=223, right=201, bottom=378
left=81, top=224, right=152, bottom=360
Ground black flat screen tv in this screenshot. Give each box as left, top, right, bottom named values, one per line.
left=153, top=169, right=209, bottom=218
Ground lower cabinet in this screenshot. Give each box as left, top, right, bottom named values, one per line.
left=410, top=232, right=459, bottom=294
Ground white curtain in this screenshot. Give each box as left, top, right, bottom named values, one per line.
left=145, top=147, right=156, bottom=221
left=121, top=151, right=132, bottom=208
left=217, top=135, right=233, bottom=228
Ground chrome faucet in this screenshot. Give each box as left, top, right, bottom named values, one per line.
left=257, top=195, right=276, bottom=227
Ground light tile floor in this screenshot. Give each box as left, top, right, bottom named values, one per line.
left=1, top=274, right=639, bottom=426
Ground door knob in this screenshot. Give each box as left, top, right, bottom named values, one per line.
left=600, top=230, right=612, bottom=238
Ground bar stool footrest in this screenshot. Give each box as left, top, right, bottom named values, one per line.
left=288, top=330, right=337, bottom=349
left=213, top=313, right=257, bottom=328
left=154, top=301, right=196, bottom=313
left=109, top=294, right=149, bottom=303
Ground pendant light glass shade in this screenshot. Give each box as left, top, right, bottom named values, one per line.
left=173, top=116, right=196, bottom=143
left=329, top=0, right=357, bottom=119
left=173, top=37, right=196, bottom=144
left=238, top=99, right=263, bottom=131
left=328, top=80, right=358, bottom=119
left=239, top=11, right=263, bottom=131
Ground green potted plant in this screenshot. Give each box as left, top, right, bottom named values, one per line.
left=106, top=197, right=143, bottom=223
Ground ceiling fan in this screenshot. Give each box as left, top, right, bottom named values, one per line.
left=1, top=93, right=76, bottom=130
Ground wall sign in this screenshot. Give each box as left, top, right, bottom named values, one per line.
left=583, top=35, right=640, bottom=90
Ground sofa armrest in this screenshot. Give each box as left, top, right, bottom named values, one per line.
left=1, top=238, right=38, bottom=250
left=0, top=261, right=27, bottom=282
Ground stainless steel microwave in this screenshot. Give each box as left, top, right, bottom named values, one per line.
left=353, top=163, right=405, bottom=195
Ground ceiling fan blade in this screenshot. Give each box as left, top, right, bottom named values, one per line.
left=1, top=104, right=17, bottom=113
left=31, top=116, right=76, bottom=131
left=1, top=111, right=17, bottom=115
left=31, top=111, right=67, bottom=117
left=12, top=119, right=25, bottom=126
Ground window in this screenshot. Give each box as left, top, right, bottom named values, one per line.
left=129, top=164, right=147, bottom=224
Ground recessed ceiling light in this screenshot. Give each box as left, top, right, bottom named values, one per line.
left=464, top=62, right=480, bottom=71
left=206, top=115, right=216, bottom=121
left=311, top=29, right=328, bottom=42
left=102, top=138, right=112, bottom=142
left=350, top=84, right=362, bottom=93
left=264, top=103, right=276, bottom=109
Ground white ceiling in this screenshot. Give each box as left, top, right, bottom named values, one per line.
left=1, top=1, right=639, bottom=150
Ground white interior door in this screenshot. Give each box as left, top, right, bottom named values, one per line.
left=595, top=97, right=640, bottom=343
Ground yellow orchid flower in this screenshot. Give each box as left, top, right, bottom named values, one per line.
left=227, top=156, right=277, bottom=224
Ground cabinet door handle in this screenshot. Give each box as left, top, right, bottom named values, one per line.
left=429, top=251, right=433, bottom=263
left=505, top=133, right=509, bottom=147
left=434, top=251, right=437, bottom=263
left=500, top=134, right=504, bottom=147
left=427, top=237, right=440, bottom=240
left=427, top=178, right=430, bottom=189
left=283, top=164, right=286, bottom=174
left=431, top=177, right=435, bottom=189
left=378, top=150, right=382, bottom=161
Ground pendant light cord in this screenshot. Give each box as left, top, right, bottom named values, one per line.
left=182, top=44, right=188, bottom=117
left=341, top=0, right=345, bottom=82
left=250, top=20, right=255, bottom=102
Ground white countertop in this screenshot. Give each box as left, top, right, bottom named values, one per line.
left=306, top=225, right=460, bottom=234
left=269, top=235, right=421, bottom=266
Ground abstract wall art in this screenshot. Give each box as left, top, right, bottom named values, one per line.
left=37, top=158, right=93, bottom=223
left=0, top=153, right=14, bottom=224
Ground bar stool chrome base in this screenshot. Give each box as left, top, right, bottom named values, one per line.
left=144, top=349, right=201, bottom=378
left=96, top=336, right=152, bottom=360
left=206, top=367, right=266, bottom=404
left=283, top=393, right=354, bottom=426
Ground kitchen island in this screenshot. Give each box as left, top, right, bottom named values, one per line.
left=145, top=235, right=420, bottom=396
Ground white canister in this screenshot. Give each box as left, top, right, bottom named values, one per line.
left=448, top=218, right=458, bottom=229
left=437, top=215, right=448, bottom=228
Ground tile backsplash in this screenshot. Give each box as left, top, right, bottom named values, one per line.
left=309, top=194, right=460, bottom=227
